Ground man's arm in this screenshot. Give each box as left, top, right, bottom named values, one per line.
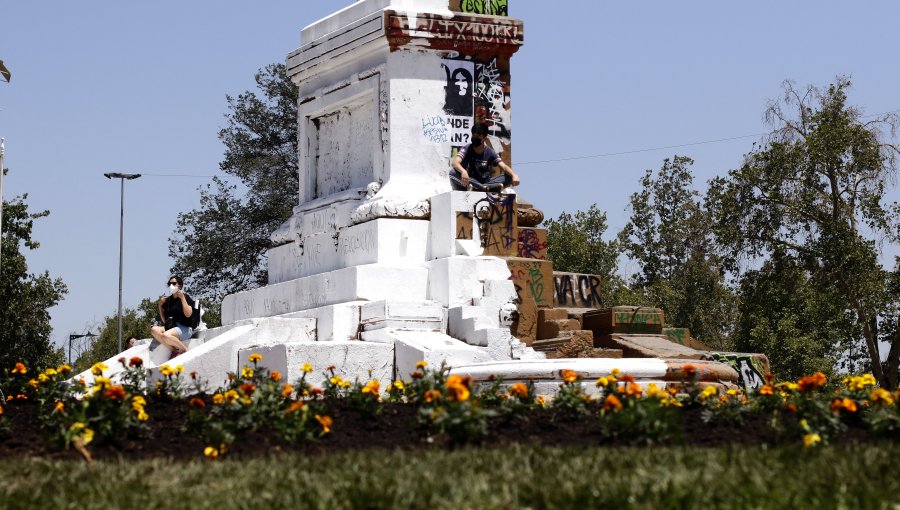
left=452, top=154, right=469, bottom=185
left=496, top=161, right=520, bottom=186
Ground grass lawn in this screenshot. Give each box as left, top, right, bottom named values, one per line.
left=0, top=444, right=897, bottom=509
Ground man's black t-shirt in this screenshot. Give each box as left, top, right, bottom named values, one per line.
left=162, top=293, right=196, bottom=328
left=458, top=144, right=502, bottom=183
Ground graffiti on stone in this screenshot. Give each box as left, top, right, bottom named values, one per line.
left=475, top=193, right=516, bottom=256
left=475, top=58, right=511, bottom=147
left=456, top=212, right=473, bottom=240
left=458, top=0, right=509, bottom=16
left=553, top=273, right=602, bottom=308
left=517, top=228, right=547, bottom=259
left=710, top=353, right=766, bottom=391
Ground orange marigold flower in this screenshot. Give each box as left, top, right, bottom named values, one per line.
left=103, top=385, right=126, bottom=401
left=12, top=362, right=27, bottom=375
left=765, top=372, right=776, bottom=383
left=870, top=388, right=895, bottom=406
left=560, top=369, right=579, bottom=384
left=287, top=401, right=306, bottom=414
left=281, top=384, right=294, bottom=399
left=509, top=382, right=529, bottom=398
left=57, top=364, right=72, bottom=374
left=682, top=364, right=697, bottom=377
left=361, top=380, right=380, bottom=396
left=445, top=375, right=472, bottom=402
left=603, top=394, right=623, bottom=412
left=54, top=401, right=65, bottom=413
left=759, top=384, right=774, bottom=396
left=797, top=372, right=827, bottom=392
left=270, top=371, right=282, bottom=382
left=619, top=374, right=636, bottom=384
left=0, top=404, right=3, bottom=415
left=830, top=397, right=858, bottom=414
left=189, top=398, right=206, bottom=408
left=16, top=394, right=27, bottom=400
left=315, top=414, right=333, bottom=434
left=784, top=402, right=798, bottom=413
left=424, top=389, right=441, bottom=403
left=240, top=383, right=256, bottom=396
left=624, top=382, right=643, bottom=397
left=128, top=357, right=143, bottom=368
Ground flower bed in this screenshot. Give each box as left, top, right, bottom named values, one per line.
left=0, top=358, right=897, bottom=461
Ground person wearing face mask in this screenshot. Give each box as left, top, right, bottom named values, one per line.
left=450, top=122, right=520, bottom=192
left=151, top=275, right=196, bottom=356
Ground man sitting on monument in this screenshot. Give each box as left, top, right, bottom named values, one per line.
left=151, top=275, right=196, bottom=356
left=450, top=123, right=520, bottom=192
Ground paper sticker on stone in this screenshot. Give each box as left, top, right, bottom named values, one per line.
left=442, top=60, right=475, bottom=147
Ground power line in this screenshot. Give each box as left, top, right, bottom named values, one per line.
left=516, top=133, right=767, bottom=166
left=141, top=173, right=218, bottom=178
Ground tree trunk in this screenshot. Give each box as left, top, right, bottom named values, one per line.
left=885, top=324, right=900, bottom=389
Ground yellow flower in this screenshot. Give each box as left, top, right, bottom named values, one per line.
left=646, top=383, right=664, bottom=399
left=536, top=396, right=546, bottom=407
left=175, top=365, right=185, bottom=374
left=57, top=364, right=72, bottom=374
left=44, top=368, right=58, bottom=377
left=241, top=367, right=254, bottom=379
left=28, top=379, right=39, bottom=389
left=595, top=377, right=611, bottom=388
left=699, top=386, right=719, bottom=400
left=415, top=361, right=428, bottom=370
left=204, top=446, right=220, bottom=459
left=82, top=428, right=95, bottom=445
left=445, top=375, right=472, bottom=402
left=224, top=390, right=239, bottom=404
left=12, top=362, right=27, bottom=375
left=870, top=388, right=895, bottom=406
left=726, top=389, right=739, bottom=397
left=136, top=411, right=150, bottom=422
left=131, top=395, right=146, bottom=407
left=843, top=374, right=877, bottom=392
left=803, top=433, right=822, bottom=448
left=160, top=365, right=175, bottom=377
left=212, top=393, right=225, bottom=405
left=38, top=373, right=49, bottom=383
left=315, top=414, right=333, bottom=434
left=248, top=353, right=262, bottom=363
left=90, top=362, right=108, bottom=376
left=610, top=368, right=622, bottom=378
left=54, top=401, right=65, bottom=413
left=94, top=376, right=111, bottom=388
left=392, top=381, right=405, bottom=392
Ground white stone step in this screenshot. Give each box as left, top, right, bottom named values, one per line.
left=360, top=300, right=444, bottom=331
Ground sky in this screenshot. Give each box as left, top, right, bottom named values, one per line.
left=1, top=1, right=899, bottom=353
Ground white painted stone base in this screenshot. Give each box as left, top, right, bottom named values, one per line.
left=237, top=341, right=394, bottom=390
left=386, top=329, right=493, bottom=381
left=426, top=256, right=511, bottom=308
left=222, top=264, right=428, bottom=324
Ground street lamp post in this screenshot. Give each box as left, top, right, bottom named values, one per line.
left=0, top=138, right=6, bottom=277
left=104, top=172, right=141, bottom=354
left=68, top=332, right=97, bottom=365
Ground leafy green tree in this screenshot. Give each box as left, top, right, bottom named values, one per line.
left=170, top=63, right=298, bottom=303
left=544, top=204, right=637, bottom=306
left=733, top=253, right=854, bottom=380
left=619, top=156, right=736, bottom=349
left=0, top=193, right=68, bottom=370
left=707, top=78, right=900, bottom=387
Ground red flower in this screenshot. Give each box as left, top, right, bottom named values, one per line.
left=682, top=364, right=697, bottom=377
left=129, top=357, right=143, bottom=368
left=104, top=385, right=127, bottom=401
left=240, top=383, right=256, bottom=396
left=189, top=398, right=206, bottom=408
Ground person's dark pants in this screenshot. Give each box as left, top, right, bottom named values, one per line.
left=450, top=170, right=512, bottom=191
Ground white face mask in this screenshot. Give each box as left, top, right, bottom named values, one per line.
left=168, top=284, right=179, bottom=295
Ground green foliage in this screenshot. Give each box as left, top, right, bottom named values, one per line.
left=544, top=204, right=635, bottom=305
left=733, top=255, right=850, bottom=379
left=73, top=299, right=157, bottom=373
left=619, top=156, right=736, bottom=349
left=0, top=194, right=68, bottom=371
left=707, top=77, right=900, bottom=386
left=170, top=63, right=299, bottom=303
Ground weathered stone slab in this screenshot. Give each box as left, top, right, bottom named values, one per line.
left=663, top=328, right=710, bottom=350
left=477, top=193, right=518, bottom=257
left=582, top=306, right=665, bottom=336
left=596, top=334, right=704, bottom=360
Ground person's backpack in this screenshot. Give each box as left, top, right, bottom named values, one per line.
left=189, top=301, right=202, bottom=329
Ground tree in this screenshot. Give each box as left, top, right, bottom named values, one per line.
left=73, top=299, right=156, bottom=372
left=0, top=193, right=68, bottom=370
left=170, top=63, right=298, bottom=302
left=544, top=204, right=636, bottom=306
left=707, top=77, right=900, bottom=387
left=619, top=156, right=736, bottom=349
